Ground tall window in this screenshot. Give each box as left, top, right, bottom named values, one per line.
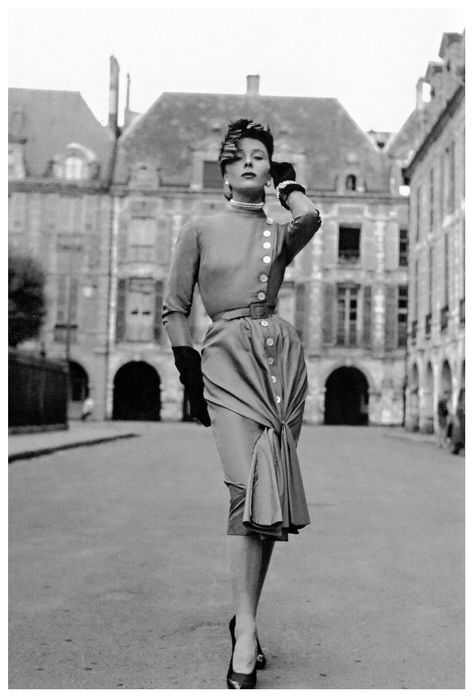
left=399, top=228, right=408, bottom=266
left=127, top=278, right=155, bottom=342
left=203, top=160, right=222, bottom=189
left=337, top=285, right=358, bottom=346
left=444, top=231, right=449, bottom=308
left=415, top=186, right=421, bottom=241
left=64, top=156, right=86, bottom=180
left=129, top=218, right=156, bottom=262
left=429, top=168, right=435, bottom=229
left=398, top=286, right=408, bottom=347
left=294, top=283, right=308, bottom=343
left=447, top=143, right=455, bottom=213
left=345, top=174, right=357, bottom=191
left=338, top=225, right=360, bottom=263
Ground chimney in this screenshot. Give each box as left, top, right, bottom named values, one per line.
left=246, top=74, right=260, bottom=96
left=415, top=77, right=425, bottom=111
left=108, top=55, right=120, bottom=132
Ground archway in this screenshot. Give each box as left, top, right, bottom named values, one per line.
left=68, top=361, right=89, bottom=419
left=420, top=362, right=434, bottom=433
left=113, top=361, right=161, bottom=421
left=406, top=363, right=420, bottom=431
left=324, top=366, right=369, bottom=425
left=440, top=359, right=453, bottom=395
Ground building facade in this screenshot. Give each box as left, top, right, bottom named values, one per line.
left=9, top=66, right=415, bottom=425
left=403, top=32, right=465, bottom=433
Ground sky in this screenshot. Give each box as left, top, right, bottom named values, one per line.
left=8, top=6, right=466, bottom=135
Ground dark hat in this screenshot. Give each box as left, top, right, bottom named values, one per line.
left=218, top=119, right=273, bottom=175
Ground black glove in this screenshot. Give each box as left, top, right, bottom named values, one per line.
left=172, top=346, right=211, bottom=427
left=270, top=161, right=297, bottom=187
left=270, top=162, right=306, bottom=210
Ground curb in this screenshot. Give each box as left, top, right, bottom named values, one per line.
left=8, top=433, right=139, bottom=463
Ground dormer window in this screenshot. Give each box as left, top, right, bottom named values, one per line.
left=345, top=174, right=357, bottom=191
left=53, top=143, right=97, bottom=181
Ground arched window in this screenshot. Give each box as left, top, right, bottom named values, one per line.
left=53, top=143, right=96, bottom=181
left=64, top=155, right=86, bottom=180
left=345, top=174, right=357, bottom=191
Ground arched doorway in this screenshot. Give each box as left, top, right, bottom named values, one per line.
left=68, top=361, right=89, bottom=419
left=324, top=367, right=369, bottom=425
left=420, top=362, right=434, bottom=433
left=113, top=361, right=161, bottom=421
left=441, top=359, right=453, bottom=395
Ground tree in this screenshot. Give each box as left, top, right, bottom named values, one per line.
left=8, top=253, right=46, bottom=347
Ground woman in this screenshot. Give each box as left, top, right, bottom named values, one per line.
left=163, top=119, right=321, bottom=688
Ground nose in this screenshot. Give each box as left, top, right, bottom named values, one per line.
left=244, top=155, right=253, bottom=167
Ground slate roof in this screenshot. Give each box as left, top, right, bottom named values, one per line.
left=8, top=88, right=114, bottom=180
left=115, top=91, right=392, bottom=192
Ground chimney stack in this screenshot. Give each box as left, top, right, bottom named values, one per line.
left=108, top=55, right=120, bottom=132
left=246, top=74, right=260, bottom=96
left=416, top=77, right=425, bottom=111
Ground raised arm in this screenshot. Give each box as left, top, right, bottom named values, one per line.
left=271, top=162, right=322, bottom=264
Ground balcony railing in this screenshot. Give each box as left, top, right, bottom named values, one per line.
left=425, top=313, right=432, bottom=339
left=459, top=297, right=465, bottom=327
left=411, top=320, right=417, bottom=344
left=440, top=305, right=449, bottom=332
left=338, top=249, right=360, bottom=263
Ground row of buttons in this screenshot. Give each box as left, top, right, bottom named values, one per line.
left=259, top=220, right=281, bottom=405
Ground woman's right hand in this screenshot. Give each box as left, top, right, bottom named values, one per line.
left=172, top=346, right=211, bottom=427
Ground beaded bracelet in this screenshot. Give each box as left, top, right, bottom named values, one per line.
left=276, top=181, right=306, bottom=210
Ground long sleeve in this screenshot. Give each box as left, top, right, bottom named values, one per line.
left=162, top=218, right=200, bottom=347
left=285, top=210, right=321, bottom=265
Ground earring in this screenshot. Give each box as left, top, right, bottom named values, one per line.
left=266, top=180, right=271, bottom=186
left=225, top=179, right=229, bottom=185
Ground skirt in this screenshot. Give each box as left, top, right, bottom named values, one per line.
left=201, top=315, right=311, bottom=541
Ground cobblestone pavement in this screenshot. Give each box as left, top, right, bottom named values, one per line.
left=9, top=423, right=464, bottom=690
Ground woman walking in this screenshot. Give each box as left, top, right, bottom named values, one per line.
left=163, top=119, right=321, bottom=688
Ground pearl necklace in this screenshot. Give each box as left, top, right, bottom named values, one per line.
left=229, top=198, right=264, bottom=211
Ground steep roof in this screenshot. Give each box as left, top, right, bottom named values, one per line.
left=114, top=91, right=391, bottom=192
left=8, top=88, right=114, bottom=180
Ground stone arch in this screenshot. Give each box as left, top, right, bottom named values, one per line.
left=112, top=361, right=161, bottom=421
left=68, top=360, right=89, bottom=419
left=324, top=366, right=369, bottom=425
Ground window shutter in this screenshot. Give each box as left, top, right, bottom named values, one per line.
left=322, top=222, right=337, bottom=268
left=154, top=280, right=164, bottom=343
left=322, top=282, right=335, bottom=345
left=362, top=285, right=372, bottom=347
left=384, top=285, right=397, bottom=351
left=115, top=278, right=127, bottom=343
left=202, top=161, right=222, bottom=189
left=157, top=217, right=170, bottom=264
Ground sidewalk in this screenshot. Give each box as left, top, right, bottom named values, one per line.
left=8, top=420, right=143, bottom=463
left=382, top=426, right=438, bottom=446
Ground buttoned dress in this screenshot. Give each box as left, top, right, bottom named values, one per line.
left=163, top=203, right=320, bottom=541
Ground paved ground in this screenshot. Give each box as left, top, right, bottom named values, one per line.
left=9, top=423, right=464, bottom=690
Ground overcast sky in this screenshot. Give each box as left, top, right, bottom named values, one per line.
left=8, top=6, right=465, bottom=134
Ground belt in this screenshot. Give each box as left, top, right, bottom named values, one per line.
left=212, top=302, right=275, bottom=322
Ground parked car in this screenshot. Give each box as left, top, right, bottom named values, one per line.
left=447, top=388, right=465, bottom=455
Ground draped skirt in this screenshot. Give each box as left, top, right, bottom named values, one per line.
left=201, top=316, right=311, bottom=541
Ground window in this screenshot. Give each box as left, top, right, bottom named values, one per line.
left=294, top=283, right=308, bottom=342
left=338, top=225, right=360, bottom=262
left=444, top=231, right=449, bottom=308
left=54, top=275, right=78, bottom=343
left=129, top=218, right=156, bottom=262
left=337, top=285, right=358, bottom=346
left=127, top=278, right=155, bottom=342
left=345, top=174, right=357, bottom=191
left=399, top=228, right=408, bottom=266
left=415, top=187, right=421, bottom=241
left=64, top=156, right=86, bottom=180
left=447, top=143, right=455, bottom=213
left=429, top=168, right=435, bottom=229
left=428, top=246, right=434, bottom=313
left=202, top=160, right=222, bottom=189
left=398, top=286, right=408, bottom=347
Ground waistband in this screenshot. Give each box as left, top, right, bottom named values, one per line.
left=212, top=302, right=275, bottom=322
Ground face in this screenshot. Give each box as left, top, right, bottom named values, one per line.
left=224, top=137, right=271, bottom=200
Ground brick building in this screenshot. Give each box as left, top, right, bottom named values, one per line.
left=9, top=65, right=413, bottom=425
left=402, top=32, right=465, bottom=433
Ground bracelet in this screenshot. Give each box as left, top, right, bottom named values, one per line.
left=276, top=181, right=306, bottom=210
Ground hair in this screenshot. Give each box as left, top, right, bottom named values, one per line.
left=218, top=118, right=273, bottom=176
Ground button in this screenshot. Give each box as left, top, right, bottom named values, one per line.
left=275, top=395, right=281, bottom=404
left=268, top=357, right=274, bottom=365
left=261, top=320, right=268, bottom=327
left=263, top=241, right=272, bottom=249
left=259, top=274, right=268, bottom=282
left=257, top=292, right=266, bottom=301
left=266, top=218, right=273, bottom=224
left=263, top=255, right=271, bottom=263
left=271, top=375, right=277, bottom=383
left=263, top=230, right=271, bottom=237
left=266, top=338, right=274, bottom=347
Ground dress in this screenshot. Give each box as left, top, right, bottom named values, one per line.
left=163, top=203, right=320, bottom=541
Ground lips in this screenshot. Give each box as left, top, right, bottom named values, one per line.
left=241, top=173, right=256, bottom=179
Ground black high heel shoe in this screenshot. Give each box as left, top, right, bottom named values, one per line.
left=227, top=618, right=257, bottom=689
left=229, top=616, right=267, bottom=670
